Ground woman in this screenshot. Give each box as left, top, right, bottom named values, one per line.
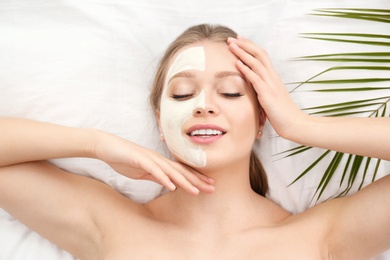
left=0, top=24, right=389, bottom=259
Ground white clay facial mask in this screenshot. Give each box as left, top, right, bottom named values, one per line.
left=160, top=46, right=207, bottom=167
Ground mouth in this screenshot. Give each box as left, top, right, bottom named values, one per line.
left=186, top=124, right=226, bottom=143
left=188, top=129, right=225, bottom=137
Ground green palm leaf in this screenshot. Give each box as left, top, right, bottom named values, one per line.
left=290, top=66, right=390, bottom=92
left=287, top=150, right=332, bottom=186
left=281, top=8, right=390, bottom=201
left=303, top=96, right=390, bottom=117
left=294, top=52, right=390, bottom=63
left=309, top=8, right=390, bottom=23
left=301, top=32, right=390, bottom=48
left=311, top=152, right=344, bottom=202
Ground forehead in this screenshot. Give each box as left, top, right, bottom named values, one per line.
left=168, top=41, right=238, bottom=75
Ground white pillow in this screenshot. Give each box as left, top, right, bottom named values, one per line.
left=0, top=0, right=389, bottom=259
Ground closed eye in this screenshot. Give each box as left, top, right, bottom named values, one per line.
left=221, top=93, right=244, bottom=98
left=171, top=94, right=194, bottom=100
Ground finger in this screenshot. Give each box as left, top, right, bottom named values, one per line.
left=231, top=36, right=275, bottom=72
left=161, top=158, right=216, bottom=195
left=137, top=159, right=177, bottom=191
left=236, top=59, right=267, bottom=94
left=161, top=162, right=205, bottom=195
left=228, top=41, right=266, bottom=76
left=173, top=162, right=214, bottom=184
left=137, top=151, right=203, bottom=195
left=138, top=150, right=213, bottom=195
left=171, top=163, right=215, bottom=193
left=231, top=43, right=284, bottom=93
left=228, top=37, right=280, bottom=83
left=147, top=156, right=202, bottom=195
left=194, top=171, right=215, bottom=185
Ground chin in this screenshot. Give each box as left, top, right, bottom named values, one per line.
left=189, top=158, right=226, bottom=174
left=172, top=154, right=207, bottom=170
left=173, top=155, right=211, bottom=172
left=172, top=152, right=239, bottom=173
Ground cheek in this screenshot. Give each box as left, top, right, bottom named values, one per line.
left=159, top=99, right=192, bottom=151
left=160, top=101, right=190, bottom=130
left=229, top=100, right=259, bottom=135
left=159, top=91, right=207, bottom=168
left=160, top=90, right=206, bottom=131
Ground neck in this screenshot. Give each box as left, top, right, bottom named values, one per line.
left=147, top=163, right=289, bottom=233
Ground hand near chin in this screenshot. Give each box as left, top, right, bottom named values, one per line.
left=228, top=36, right=307, bottom=139
left=93, top=131, right=215, bottom=195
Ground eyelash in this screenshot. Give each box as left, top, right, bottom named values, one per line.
left=171, top=94, right=193, bottom=100
left=171, top=93, right=243, bottom=100
left=221, top=93, right=243, bottom=98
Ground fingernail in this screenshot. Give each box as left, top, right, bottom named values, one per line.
left=227, top=37, right=238, bottom=42
left=168, top=182, right=176, bottom=191
left=229, top=42, right=239, bottom=49
left=207, top=178, right=215, bottom=184
left=192, top=187, right=200, bottom=194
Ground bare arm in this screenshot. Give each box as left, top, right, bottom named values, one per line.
left=0, top=161, right=107, bottom=259
left=328, top=174, right=390, bottom=258
left=0, top=117, right=94, bottom=166
left=0, top=161, right=152, bottom=259
left=228, top=37, right=390, bottom=161
left=287, top=115, right=390, bottom=161
left=0, top=117, right=214, bottom=194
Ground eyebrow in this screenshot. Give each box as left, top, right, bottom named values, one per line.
left=168, top=70, right=245, bottom=83
left=214, top=71, right=245, bottom=80
left=168, top=71, right=196, bottom=82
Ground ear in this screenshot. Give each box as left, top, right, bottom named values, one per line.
left=259, top=106, right=267, bottom=126
left=256, top=128, right=263, bottom=139
left=156, top=110, right=165, bottom=142
left=256, top=107, right=267, bottom=139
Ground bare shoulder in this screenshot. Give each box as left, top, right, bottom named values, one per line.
left=328, top=175, right=390, bottom=259
left=0, top=161, right=152, bottom=259
left=275, top=198, right=346, bottom=259
left=285, top=175, right=390, bottom=259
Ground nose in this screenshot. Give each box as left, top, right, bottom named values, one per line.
left=193, top=103, right=219, bottom=117
left=192, top=89, right=219, bottom=117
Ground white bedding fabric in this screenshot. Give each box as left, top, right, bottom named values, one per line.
left=0, top=0, right=389, bottom=259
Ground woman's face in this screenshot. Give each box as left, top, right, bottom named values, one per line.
left=159, top=41, right=262, bottom=170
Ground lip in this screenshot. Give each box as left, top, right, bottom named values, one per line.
left=186, top=124, right=226, bottom=144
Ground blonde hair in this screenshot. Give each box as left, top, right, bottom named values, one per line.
left=150, top=24, right=268, bottom=197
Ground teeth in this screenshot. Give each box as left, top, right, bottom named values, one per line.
left=190, top=129, right=223, bottom=136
